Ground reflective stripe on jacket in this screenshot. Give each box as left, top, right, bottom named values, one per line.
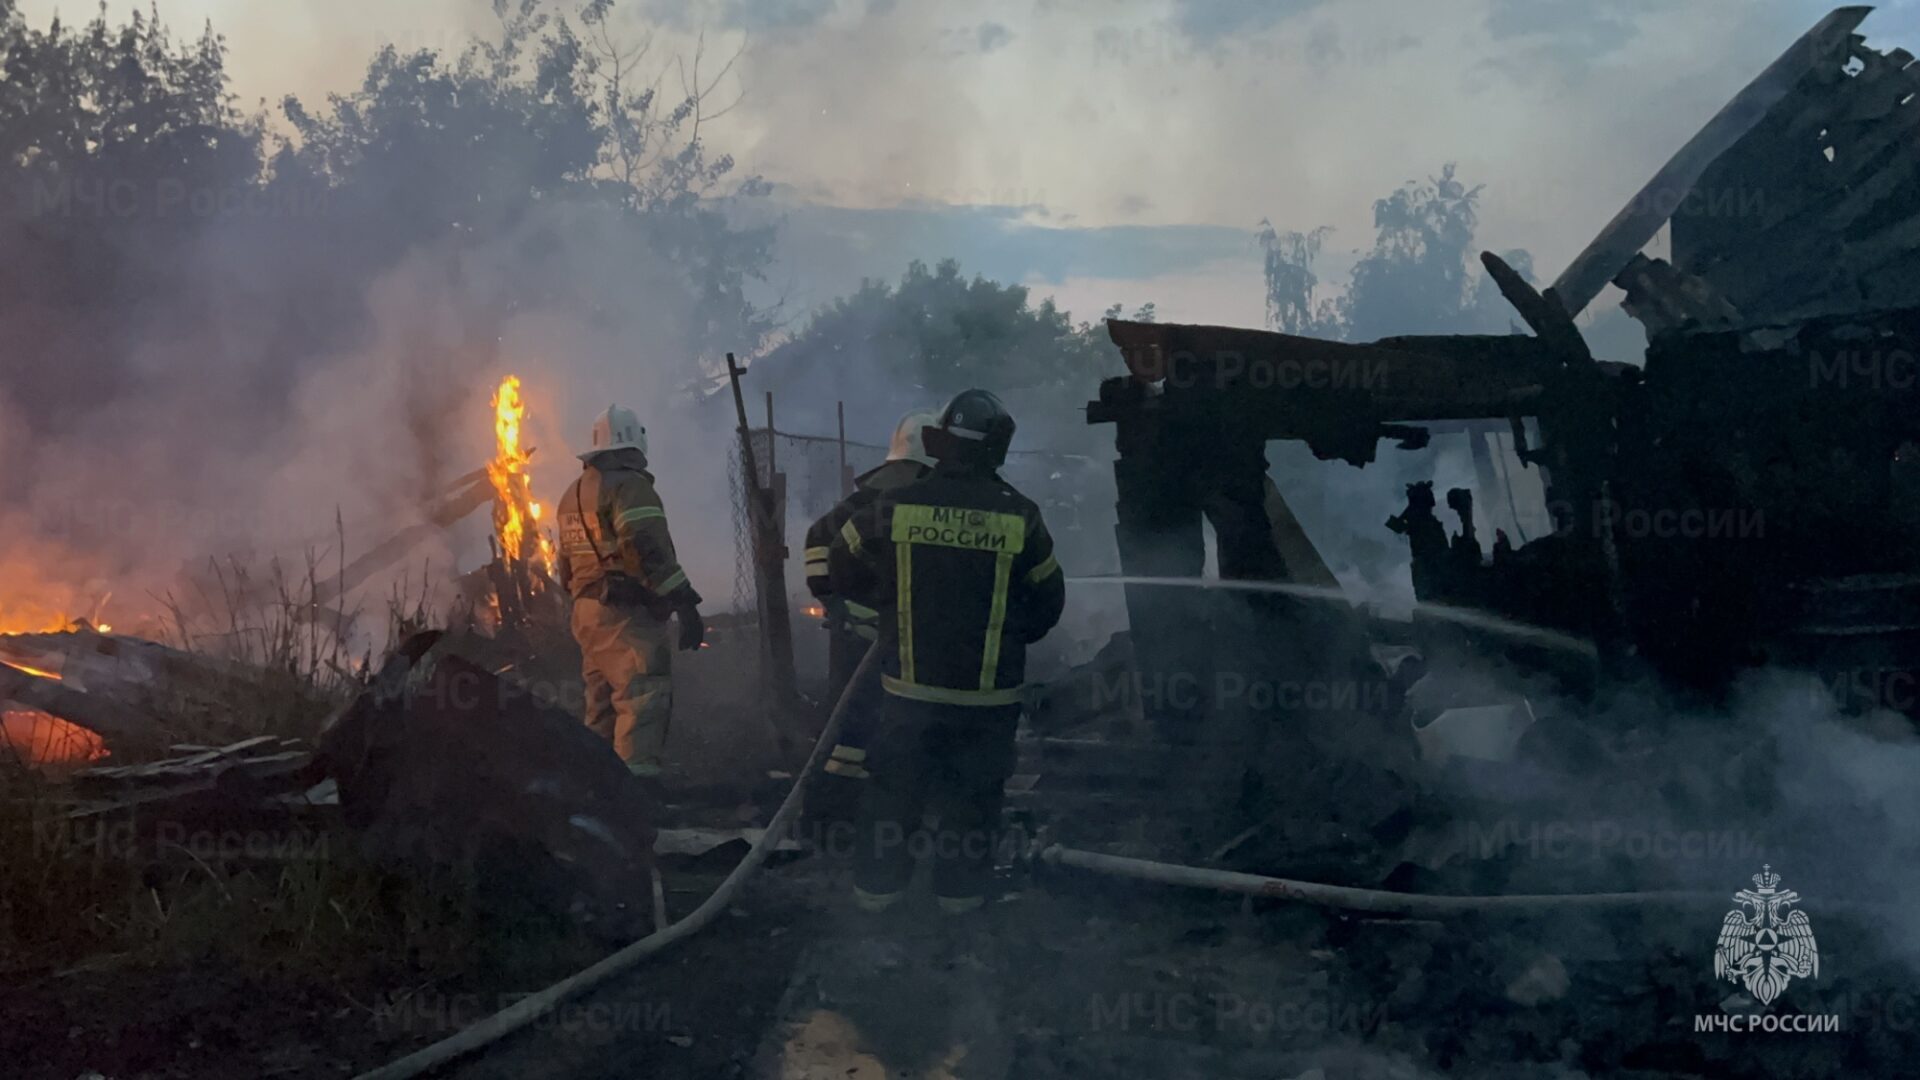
left=804, top=458, right=929, bottom=633
left=827, top=462, right=1065, bottom=706
left=556, top=451, right=698, bottom=605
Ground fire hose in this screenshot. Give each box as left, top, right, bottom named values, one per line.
left=1038, top=848, right=1900, bottom=923
left=1037, top=846, right=1723, bottom=916
left=357, top=638, right=1861, bottom=1076
left=352, top=642, right=883, bottom=1080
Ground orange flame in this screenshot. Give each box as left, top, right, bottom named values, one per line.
left=0, top=613, right=73, bottom=635
left=488, top=375, right=556, bottom=575
left=0, top=575, right=116, bottom=638
left=1, top=708, right=106, bottom=765
left=0, top=600, right=109, bottom=638
left=2, top=660, right=62, bottom=681
left=0, top=658, right=104, bottom=766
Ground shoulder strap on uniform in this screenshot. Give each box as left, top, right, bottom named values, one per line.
left=575, top=472, right=610, bottom=567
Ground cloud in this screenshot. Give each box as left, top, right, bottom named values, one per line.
left=684, top=0, right=1917, bottom=289
left=1484, top=0, right=1672, bottom=59
left=641, top=0, right=838, bottom=33
left=929, top=20, right=1016, bottom=58
left=1171, top=0, right=1330, bottom=43
left=720, top=0, right=837, bottom=32
left=33, top=0, right=1911, bottom=322
left=736, top=195, right=1257, bottom=318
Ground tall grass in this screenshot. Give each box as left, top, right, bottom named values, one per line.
left=149, top=524, right=447, bottom=745
left=0, top=782, right=494, bottom=978
left=0, top=530, right=500, bottom=977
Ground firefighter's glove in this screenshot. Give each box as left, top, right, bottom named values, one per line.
left=676, top=605, right=706, bottom=651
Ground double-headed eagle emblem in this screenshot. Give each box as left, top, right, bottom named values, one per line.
left=1713, top=865, right=1819, bottom=1005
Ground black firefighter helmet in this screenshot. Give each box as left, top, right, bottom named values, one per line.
left=923, top=388, right=1016, bottom=470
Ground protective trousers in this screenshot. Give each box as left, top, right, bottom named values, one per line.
left=809, top=626, right=885, bottom=826
left=571, top=595, right=674, bottom=776
left=853, top=697, right=1020, bottom=911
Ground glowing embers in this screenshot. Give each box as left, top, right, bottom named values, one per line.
left=0, top=705, right=106, bottom=766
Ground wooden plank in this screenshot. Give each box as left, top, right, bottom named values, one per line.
left=311, top=471, right=494, bottom=604
left=1480, top=251, right=1592, bottom=361
left=206, top=734, right=281, bottom=757
left=726, top=353, right=802, bottom=758
left=1551, top=7, right=1871, bottom=315
left=1844, top=210, right=1920, bottom=279
left=1835, top=55, right=1919, bottom=124
left=1827, top=102, right=1920, bottom=189
left=0, top=664, right=164, bottom=747
left=1614, top=255, right=1744, bottom=336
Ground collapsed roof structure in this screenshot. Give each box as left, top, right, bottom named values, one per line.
left=1087, top=5, right=1920, bottom=712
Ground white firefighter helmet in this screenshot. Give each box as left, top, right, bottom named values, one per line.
left=580, top=404, right=648, bottom=461
left=887, top=409, right=940, bottom=466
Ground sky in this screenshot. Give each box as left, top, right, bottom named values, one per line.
left=21, top=0, right=1918, bottom=326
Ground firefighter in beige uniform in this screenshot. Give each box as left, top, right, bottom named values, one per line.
left=556, top=406, right=706, bottom=777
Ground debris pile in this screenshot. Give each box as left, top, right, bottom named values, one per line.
left=0, top=627, right=244, bottom=763
left=317, top=631, right=660, bottom=939
left=0, top=372, right=654, bottom=943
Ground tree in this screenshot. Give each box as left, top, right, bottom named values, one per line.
left=1257, top=222, right=1341, bottom=337
left=0, top=2, right=263, bottom=434
left=0, top=0, right=783, bottom=529
left=0, top=2, right=257, bottom=199
left=755, top=259, right=1128, bottom=453
left=1105, top=301, right=1157, bottom=324
left=1338, top=163, right=1486, bottom=340
left=272, top=0, right=776, bottom=363
left=802, top=259, right=1107, bottom=396
left=1260, top=164, right=1536, bottom=343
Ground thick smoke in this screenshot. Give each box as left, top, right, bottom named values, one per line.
left=0, top=2, right=769, bottom=649
left=0, top=199, right=749, bottom=645
left=1401, top=644, right=1920, bottom=986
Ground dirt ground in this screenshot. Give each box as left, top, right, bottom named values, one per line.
left=0, top=856, right=800, bottom=1080
left=8, top=840, right=1916, bottom=1078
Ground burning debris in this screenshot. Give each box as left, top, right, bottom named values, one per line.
left=316, top=631, right=659, bottom=940
left=1083, top=8, right=1920, bottom=740
left=1013, top=20, right=1920, bottom=1078
left=0, top=708, right=105, bottom=766
left=0, top=629, right=204, bottom=766
left=0, top=365, right=655, bottom=947
left=0, top=561, right=116, bottom=640
left=469, top=374, right=570, bottom=642
left=9, top=5, right=1920, bottom=1079
left=486, top=374, right=557, bottom=576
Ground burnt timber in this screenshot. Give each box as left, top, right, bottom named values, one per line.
left=1088, top=9, right=1920, bottom=713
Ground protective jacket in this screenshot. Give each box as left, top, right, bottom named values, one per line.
left=828, top=460, right=1065, bottom=706
left=804, top=458, right=930, bottom=638
left=557, top=449, right=700, bottom=611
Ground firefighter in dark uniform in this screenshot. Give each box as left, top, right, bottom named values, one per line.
left=827, top=389, right=1066, bottom=914
left=802, top=409, right=939, bottom=821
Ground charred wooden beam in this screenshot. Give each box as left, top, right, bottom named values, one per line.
left=0, top=663, right=165, bottom=748
left=1614, top=254, right=1744, bottom=336
left=726, top=353, right=802, bottom=756
left=1097, top=320, right=1561, bottom=466
left=1262, top=479, right=1339, bottom=590
left=1550, top=7, right=1869, bottom=316
left=312, top=472, right=495, bottom=605
left=1480, top=251, right=1592, bottom=362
